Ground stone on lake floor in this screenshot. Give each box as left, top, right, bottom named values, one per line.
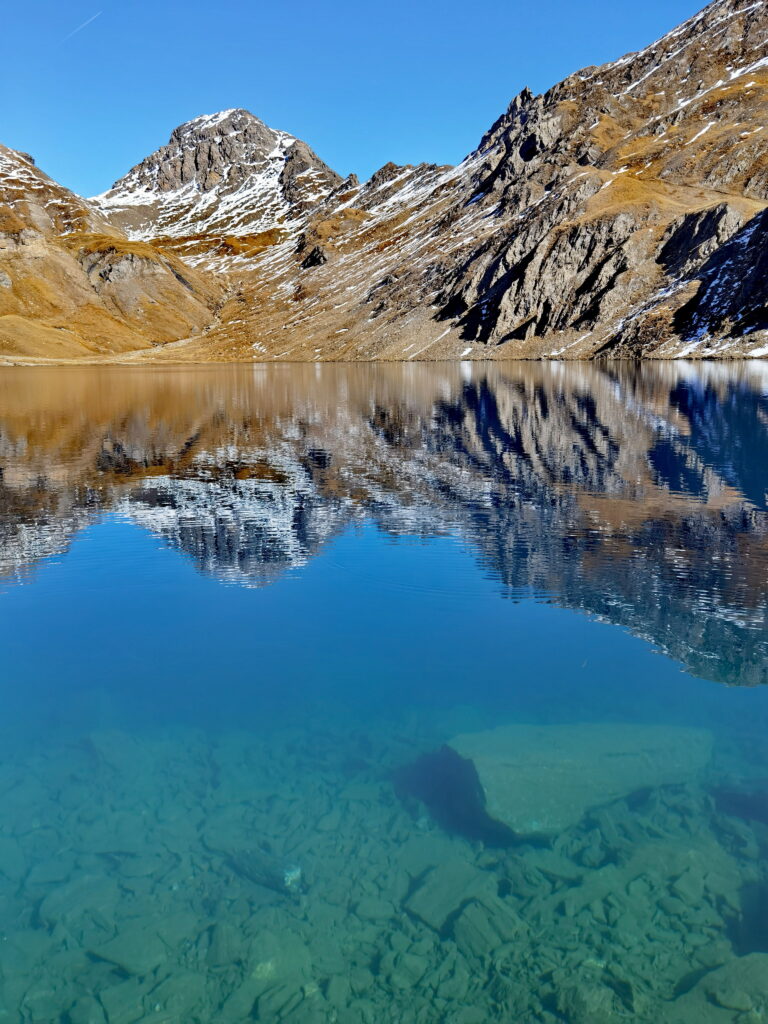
left=0, top=835, right=27, bottom=881
left=670, top=953, right=768, bottom=1022
left=225, top=847, right=303, bottom=898
left=39, top=874, right=120, bottom=928
left=219, top=923, right=314, bottom=1019
left=325, top=975, right=351, bottom=1008
left=154, top=910, right=202, bottom=950
left=207, top=921, right=247, bottom=968
left=67, top=995, right=107, bottom=1024
left=453, top=893, right=526, bottom=959
left=149, top=972, right=208, bottom=1019
left=354, top=896, right=396, bottom=922
left=220, top=976, right=265, bottom=1022
left=90, top=923, right=167, bottom=976
left=404, top=859, right=492, bottom=932
left=256, top=981, right=307, bottom=1020
left=97, top=978, right=147, bottom=1024
left=442, top=723, right=713, bottom=837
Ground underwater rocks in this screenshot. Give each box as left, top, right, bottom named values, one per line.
left=221, top=848, right=305, bottom=900
left=404, top=859, right=492, bottom=932
left=671, top=953, right=768, bottom=1022
left=0, top=718, right=766, bottom=1022
left=90, top=925, right=168, bottom=977
left=406, top=723, right=713, bottom=838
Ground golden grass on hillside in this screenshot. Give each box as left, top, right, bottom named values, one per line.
left=0, top=314, right=102, bottom=359
left=218, top=229, right=287, bottom=255
left=309, top=208, right=370, bottom=243
left=0, top=205, right=26, bottom=235
left=59, top=233, right=165, bottom=261
left=150, top=229, right=288, bottom=258
left=583, top=173, right=720, bottom=222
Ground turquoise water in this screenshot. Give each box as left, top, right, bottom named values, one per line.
left=0, top=361, right=767, bottom=1022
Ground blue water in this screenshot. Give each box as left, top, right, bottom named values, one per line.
left=1, top=361, right=767, bottom=1022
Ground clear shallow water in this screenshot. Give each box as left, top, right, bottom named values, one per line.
left=0, top=361, right=767, bottom=1022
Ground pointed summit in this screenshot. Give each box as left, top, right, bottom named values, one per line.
left=91, top=109, right=341, bottom=247
left=129, top=108, right=293, bottom=195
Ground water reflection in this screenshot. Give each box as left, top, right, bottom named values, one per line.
left=3, top=362, right=768, bottom=1024
left=1, top=361, right=767, bottom=686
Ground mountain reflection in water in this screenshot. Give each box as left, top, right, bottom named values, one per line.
left=1, top=361, right=767, bottom=687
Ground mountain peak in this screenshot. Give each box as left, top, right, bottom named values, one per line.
left=91, top=108, right=341, bottom=246
left=100, top=108, right=294, bottom=199
left=173, top=108, right=276, bottom=138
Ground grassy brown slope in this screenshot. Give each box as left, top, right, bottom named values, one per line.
left=0, top=145, right=225, bottom=362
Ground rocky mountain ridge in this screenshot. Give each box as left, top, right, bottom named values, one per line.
left=1, top=0, right=767, bottom=361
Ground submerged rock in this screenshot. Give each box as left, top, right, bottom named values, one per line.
left=404, top=723, right=713, bottom=838
left=224, top=847, right=306, bottom=900
left=404, top=859, right=490, bottom=932
left=671, top=953, right=768, bottom=1022
left=90, top=923, right=167, bottom=976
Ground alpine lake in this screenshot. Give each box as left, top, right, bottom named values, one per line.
left=1, top=360, right=768, bottom=1024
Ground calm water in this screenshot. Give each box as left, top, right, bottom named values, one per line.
left=1, top=361, right=767, bottom=1023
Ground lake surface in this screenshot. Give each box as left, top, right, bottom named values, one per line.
left=1, top=361, right=768, bottom=1023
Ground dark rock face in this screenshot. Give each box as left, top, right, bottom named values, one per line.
left=659, top=204, right=747, bottom=278
left=673, top=210, right=768, bottom=340
left=301, top=245, right=327, bottom=269
left=424, top=0, right=768, bottom=356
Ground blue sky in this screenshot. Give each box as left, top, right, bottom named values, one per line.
left=2, top=0, right=703, bottom=197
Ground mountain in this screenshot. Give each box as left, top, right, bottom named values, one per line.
left=2, top=0, right=767, bottom=362
left=183, top=0, right=767, bottom=362
left=92, top=109, right=342, bottom=262
left=0, top=144, right=221, bottom=360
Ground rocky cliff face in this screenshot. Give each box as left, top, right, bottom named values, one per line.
left=434, top=0, right=768, bottom=359
left=1, top=0, right=767, bottom=361
left=0, top=145, right=222, bottom=359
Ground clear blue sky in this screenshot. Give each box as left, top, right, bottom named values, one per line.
left=2, top=0, right=703, bottom=197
